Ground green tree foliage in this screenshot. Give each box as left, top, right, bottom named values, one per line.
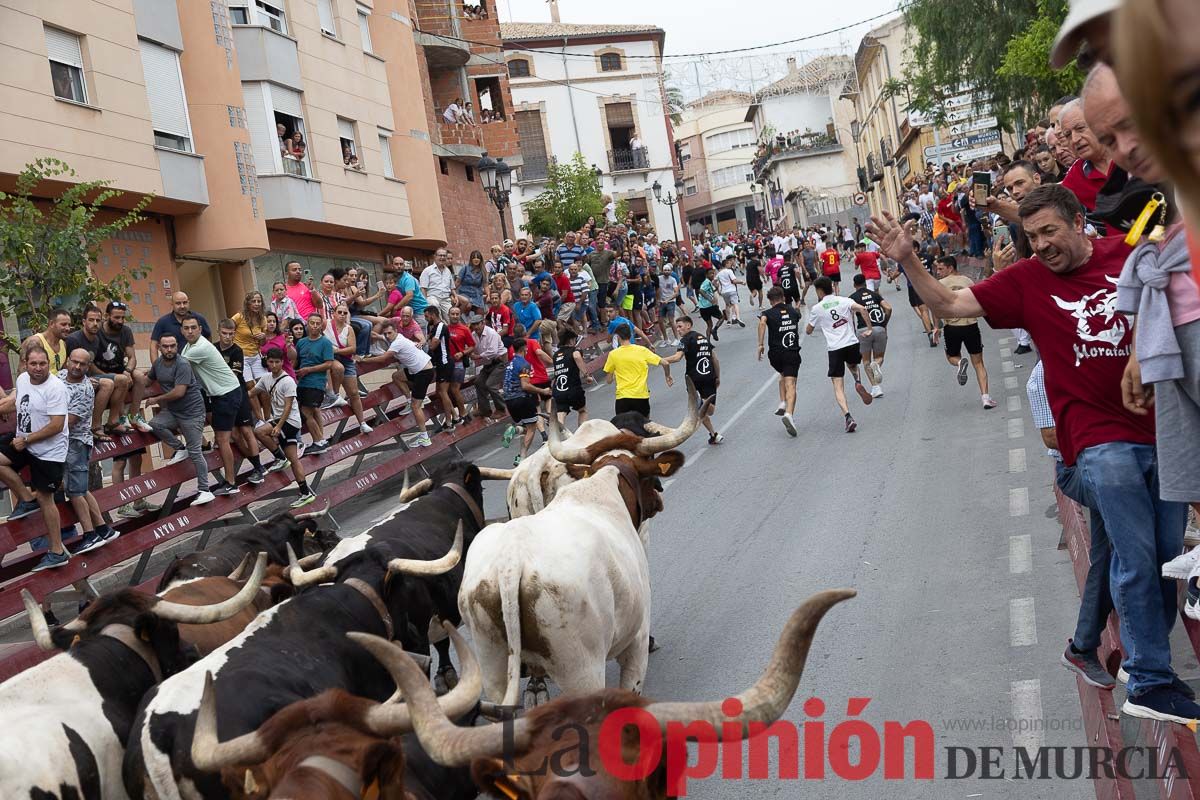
left=0, top=158, right=151, bottom=351
left=664, top=84, right=686, bottom=126
left=997, top=0, right=1085, bottom=115
left=522, top=153, right=604, bottom=239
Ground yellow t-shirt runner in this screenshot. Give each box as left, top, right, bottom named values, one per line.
left=603, top=344, right=660, bottom=400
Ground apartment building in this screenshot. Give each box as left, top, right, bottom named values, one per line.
left=501, top=21, right=684, bottom=240
left=675, top=91, right=759, bottom=236
left=0, top=0, right=516, bottom=352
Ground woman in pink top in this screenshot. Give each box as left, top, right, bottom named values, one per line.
left=261, top=313, right=296, bottom=378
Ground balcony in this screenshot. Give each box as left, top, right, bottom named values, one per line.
left=608, top=147, right=650, bottom=173
left=231, top=25, right=302, bottom=91
left=259, top=173, right=324, bottom=222
left=433, top=122, right=485, bottom=162
left=751, top=132, right=841, bottom=180
left=415, top=30, right=470, bottom=70
left=155, top=147, right=208, bottom=206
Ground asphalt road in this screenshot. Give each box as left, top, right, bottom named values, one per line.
left=441, top=294, right=1091, bottom=799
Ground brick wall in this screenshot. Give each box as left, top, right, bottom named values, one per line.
left=438, top=161, right=513, bottom=257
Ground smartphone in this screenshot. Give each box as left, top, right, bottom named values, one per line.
left=376, top=280, right=385, bottom=291
left=302, top=268, right=313, bottom=286
left=972, top=172, right=992, bottom=205
left=994, top=225, right=1011, bottom=249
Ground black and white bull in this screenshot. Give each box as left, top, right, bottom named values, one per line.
left=1, top=556, right=267, bottom=800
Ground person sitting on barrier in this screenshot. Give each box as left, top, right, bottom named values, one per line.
left=468, top=313, right=506, bottom=420
left=61, top=348, right=118, bottom=554
left=393, top=306, right=426, bottom=348
left=260, top=312, right=296, bottom=384
left=294, top=313, right=335, bottom=457
left=356, top=322, right=435, bottom=449
left=216, top=319, right=270, bottom=482
left=65, top=304, right=118, bottom=441
left=424, top=305, right=469, bottom=432
left=146, top=334, right=215, bottom=508
left=252, top=347, right=317, bottom=508
left=325, top=303, right=373, bottom=435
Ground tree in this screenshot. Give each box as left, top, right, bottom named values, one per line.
left=663, top=85, right=686, bottom=126
left=521, top=153, right=605, bottom=239
left=997, top=0, right=1085, bottom=119
left=0, top=158, right=151, bottom=352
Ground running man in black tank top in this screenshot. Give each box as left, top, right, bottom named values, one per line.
left=662, top=314, right=723, bottom=444
left=550, top=328, right=593, bottom=426
left=775, top=255, right=801, bottom=309
left=757, top=286, right=802, bottom=437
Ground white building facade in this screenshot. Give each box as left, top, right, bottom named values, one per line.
left=676, top=91, right=759, bottom=235
left=501, top=23, right=683, bottom=239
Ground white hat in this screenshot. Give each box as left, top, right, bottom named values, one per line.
left=1050, top=0, right=1118, bottom=69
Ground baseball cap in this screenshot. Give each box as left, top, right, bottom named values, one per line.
left=503, top=239, right=514, bottom=246
left=1050, top=0, right=1118, bottom=69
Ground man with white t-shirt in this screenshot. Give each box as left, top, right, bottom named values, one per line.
left=252, top=346, right=317, bottom=508
left=0, top=345, right=70, bottom=570
left=715, top=256, right=746, bottom=329
left=357, top=327, right=436, bottom=447
left=805, top=277, right=874, bottom=433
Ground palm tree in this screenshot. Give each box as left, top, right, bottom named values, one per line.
left=663, top=84, right=686, bottom=126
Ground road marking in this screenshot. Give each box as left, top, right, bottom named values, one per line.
left=678, top=375, right=776, bottom=476
left=1002, top=360, right=1014, bottom=373
left=1006, top=395, right=1021, bottom=412
left=1009, top=535, right=1032, bottom=574
left=1009, top=448, right=1026, bottom=473
left=478, top=445, right=504, bottom=461
left=1000, top=347, right=1012, bottom=358
left=1009, top=487, right=1029, bottom=517
left=1007, top=418, right=1024, bottom=439
left=1010, top=598, right=1037, bottom=646
left=1010, top=679, right=1046, bottom=750
left=588, top=381, right=607, bottom=392
left=1004, top=376, right=1019, bottom=390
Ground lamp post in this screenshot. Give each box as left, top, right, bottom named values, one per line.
left=652, top=178, right=685, bottom=243
left=476, top=152, right=513, bottom=241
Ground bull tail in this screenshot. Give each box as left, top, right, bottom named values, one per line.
left=498, top=565, right=524, bottom=708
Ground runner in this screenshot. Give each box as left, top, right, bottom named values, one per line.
left=934, top=256, right=997, bottom=409
left=852, top=242, right=884, bottom=292
left=776, top=251, right=802, bottom=309
left=756, top=287, right=803, bottom=437
left=805, top=277, right=874, bottom=433
left=799, top=241, right=820, bottom=303
left=745, top=249, right=764, bottom=309
left=656, top=264, right=681, bottom=345
left=819, top=241, right=843, bottom=295
left=848, top=274, right=892, bottom=398
left=696, top=266, right=724, bottom=342
left=603, top=322, right=673, bottom=417
left=664, top=315, right=723, bottom=443
left=715, top=255, right=746, bottom=328
left=501, top=338, right=552, bottom=467
left=550, top=328, right=594, bottom=428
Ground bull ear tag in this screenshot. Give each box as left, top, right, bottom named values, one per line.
left=363, top=778, right=381, bottom=800
left=493, top=778, right=521, bottom=800
left=658, top=462, right=671, bottom=475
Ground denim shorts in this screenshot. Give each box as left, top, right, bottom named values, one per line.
left=65, top=439, right=92, bottom=497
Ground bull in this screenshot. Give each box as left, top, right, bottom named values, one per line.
left=459, top=397, right=704, bottom=707
left=187, top=624, right=482, bottom=799
left=123, top=533, right=462, bottom=800
left=362, top=591, right=855, bottom=799
left=0, top=555, right=267, bottom=800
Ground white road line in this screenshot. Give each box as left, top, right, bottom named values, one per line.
left=1006, top=395, right=1021, bottom=412
left=1007, top=418, right=1024, bottom=439
left=478, top=445, right=504, bottom=461
left=1010, top=679, right=1046, bottom=750
left=1009, top=535, right=1032, bottom=574
left=1002, top=360, right=1015, bottom=373
left=1009, top=487, right=1029, bottom=517
left=1009, top=448, right=1026, bottom=474
left=677, top=375, right=776, bottom=476
left=1004, top=376, right=1019, bottom=390
left=1000, top=347, right=1012, bottom=358
left=1010, top=598, right=1037, bottom=646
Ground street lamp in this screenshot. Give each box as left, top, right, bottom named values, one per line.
left=476, top=152, right=513, bottom=240
left=652, top=178, right=684, bottom=242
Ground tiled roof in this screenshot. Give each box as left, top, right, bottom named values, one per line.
left=756, top=54, right=855, bottom=98
left=500, top=22, right=664, bottom=42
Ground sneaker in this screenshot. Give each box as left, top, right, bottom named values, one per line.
left=708, top=432, right=724, bottom=445
left=982, top=394, right=998, bottom=410
left=736, top=320, right=746, bottom=328
left=246, top=469, right=266, bottom=485
left=268, top=457, right=291, bottom=474
left=1123, top=687, right=1200, bottom=725
left=328, top=396, right=348, bottom=408
left=296, top=442, right=306, bottom=458
left=98, top=526, right=119, bottom=544
left=212, top=482, right=240, bottom=497
left=774, top=402, right=786, bottom=417
left=132, top=499, right=158, bottom=513
left=131, top=414, right=154, bottom=433
left=192, top=490, right=216, bottom=506
left=290, top=491, right=318, bottom=509
left=358, top=384, right=369, bottom=398
left=1162, top=548, right=1200, bottom=580
left=513, top=455, right=522, bottom=467
left=781, top=413, right=797, bottom=437
left=854, top=381, right=873, bottom=405
left=360, top=421, right=373, bottom=434
left=30, top=550, right=70, bottom=572
left=867, top=362, right=883, bottom=384
left=845, top=414, right=857, bottom=433
left=413, top=433, right=433, bottom=448
left=165, top=450, right=190, bottom=466
left=72, top=531, right=106, bottom=555
left=1061, top=641, right=1116, bottom=689
left=116, top=503, right=141, bottom=519
left=501, top=425, right=517, bottom=447
left=956, top=358, right=970, bottom=386
left=711, top=330, right=719, bottom=342
left=307, top=440, right=330, bottom=456
left=1014, top=344, right=1033, bottom=355
left=870, top=384, right=883, bottom=398
left=1186, top=577, right=1200, bottom=621
left=7, top=499, right=40, bottom=521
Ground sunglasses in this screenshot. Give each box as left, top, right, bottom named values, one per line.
left=109, top=301, right=128, bottom=310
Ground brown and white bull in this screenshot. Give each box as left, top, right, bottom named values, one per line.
left=0, top=555, right=267, bottom=800
left=458, top=399, right=705, bottom=707
left=370, top=591, right=855, bottom=799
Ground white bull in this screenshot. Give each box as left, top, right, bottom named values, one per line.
left=459, top=397, right=702, bottom=706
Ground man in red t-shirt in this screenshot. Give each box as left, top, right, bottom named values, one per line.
left=866, top=184, right=1196, bottom=724
left=486, top=291, right=514, bottom=343
left=852, top=243, right=883, bottom=291
left=819, top=245, right=842, bottom=294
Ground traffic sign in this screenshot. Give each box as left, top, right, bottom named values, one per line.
left=852, top=192, right=867, bottom=206
left=949, top=116, right=998, bottom=136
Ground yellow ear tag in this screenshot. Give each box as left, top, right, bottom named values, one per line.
left=70, top=635, right=81, bottom=648
left=658, top=462, right=670, bottom=475
left=495, top=781, right=520, bottom=800
left=363, top=778, right=381, bottom=800
left=1125, top=195, right=1163, bottom=245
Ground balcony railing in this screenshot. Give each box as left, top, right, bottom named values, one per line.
left=751, top=132, right=840, bottom=179
left=518, top=155, right=549, bottom=182
left=608, top=146, right=649, bottom=172
left=282, top=154, right=308, bottom=178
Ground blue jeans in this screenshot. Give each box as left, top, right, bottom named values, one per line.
left=1076, top=442, right=1188, bottom=695
left=1056, top=462, right=1113, bottom=653
left=350, top=317, right=372, bottom=356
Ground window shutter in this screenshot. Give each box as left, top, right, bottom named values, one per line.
left=605, top=102, right=634, bottom=127
left=338, top=118, right=356, bottom=142
left=317, top=0, right=337, bottom=34
left=139, top=41, right=190, bottom=140
left=515, top=110, right=546, bottom=159
left=270, top=84, right=303, bottom=117
left=357, top=6, right=372, bottom=51
left=243, top=83, right=278, bottom=174
left=45, top=26, right=83, bottom=67
left=378, top=132, right=394, bottom=177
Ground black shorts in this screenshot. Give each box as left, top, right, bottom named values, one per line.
left=783, top=287, right=801, bottom=304
left=553, top=389, right=587, bottom=413
left=827, top=343, right=862, bottom=378
left=298, top=386, right=325, bottom=409
left=0, top=436, right=64, bottom=494
left=943, top=323, right=984, bottom=357
left=614, top=397, right=651, bottom=417
left=692, top=379, right=717, bottom=406
left=434, top=360, right=454, bottom=384
left=505, top=395, right=540, bottom=425
left=907, top=282, right=925, bottom=308
left=631, top=293, right=644, bottom=311
left=699, top=305, right=722, bottom=322
left=210, top=388, right=246, bottom=432
left=824, top=271, right=842, bottom=283
left=274, top=420, right=302, bottom=447
left=768, top=350, right=801, bottom=378
left=803, top=265, right=818, bottom=282
left=406, top=366, right=435, bottom=401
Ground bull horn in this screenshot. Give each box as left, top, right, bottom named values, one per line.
left=351, top=627, right=527, bottom=765
left=547, top=410, right=592, bottom=464
left=643, top=589, right=856, bottom=736
left=476, top=467, right=515, bottom=481
left=399, top=469, right=434, bottom=502
left=286, top=542, right=338, bottom=588
left=22, top=590, right=57, bottom=651
left=192, top=671, right=271, bottom=770
left=153, top=554, right=269, bottom=624
left=635, top=377, right=705, bottom=455
left=387, top=523, right=463, bottom=576
left=352, top=622, right=482, bottom=735
left=291, top=498, right=330, bottom=521
left=227, top=553, right=254, bottom=581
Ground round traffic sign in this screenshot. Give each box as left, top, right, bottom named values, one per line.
left=853, top=192, right=867, bottom=206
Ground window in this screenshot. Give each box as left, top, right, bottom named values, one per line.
left=317, top=0, right=338, bottom=36
left=507, top=58, right=530, bottom=78
left=357, top=5, right=372, bottom=52
left=244, top=82, right=311, bottom=177
left=254, top=0, right=287, bottom=33
left=378, top=130, right=394, bottom=178
left=338, top=117, right=362, bottom=169
left=599, top=52, right=623, bottom=72
left=45, top=26, right=87, bottom=104
left=138, top=40, right=193, bottom=152
left=439, top=157, right=449, bottom=175
left=704, top=128, right=755, bottom=155
left=683, top=178, right=697, bottom=196
left=228, top=3, right=251, bottom=24
left=678, top=142, right=691, bottom=162
left=709, top=164, right=753, bottom=189
left=466, top=165, right=474, bottom=182
left=515, top=109, right=549, bottom=181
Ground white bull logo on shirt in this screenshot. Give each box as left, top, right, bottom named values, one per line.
left=1051, top=276, right=1128, bottom=348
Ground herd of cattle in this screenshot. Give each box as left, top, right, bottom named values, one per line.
left=1, top=382, right=854, bottom=799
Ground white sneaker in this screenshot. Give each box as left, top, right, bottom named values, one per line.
left=192, top=490, right=216, bottom=506
left=165, top=450, right=190, bottom=466
left=330, top=396, right=349, bottom=408
left=868, top=362, right=883, bottom=384
left=413, top=433, right=433, bottom=448
left=982, top=393, right=997, bottom=409
left=774, top=401, right=786, bottom=417
left=870, top=384, right=883, bottom=398
left=1163, top=548, right=1200, bottom=580
left=781, top=413, right=797, bottom=437
left=360, top=421, right=373, bottom=434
